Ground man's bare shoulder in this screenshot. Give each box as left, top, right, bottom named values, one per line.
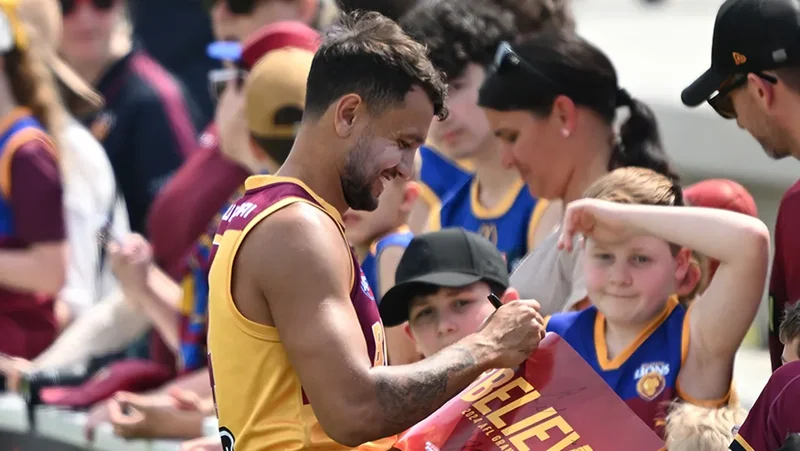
left=237, top=201, right=351, bottom=287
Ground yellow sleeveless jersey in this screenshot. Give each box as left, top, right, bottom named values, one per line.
left=207, top=176, right=395, bottom=450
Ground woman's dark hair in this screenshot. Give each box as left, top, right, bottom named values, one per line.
left=478, top=30, right=678, bottom=181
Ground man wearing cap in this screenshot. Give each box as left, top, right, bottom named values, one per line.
left=380, top=229, right=521, bottom=358
left=146, top=2, right=336, bottom=279
left=681, top=0, right=800, bottom=374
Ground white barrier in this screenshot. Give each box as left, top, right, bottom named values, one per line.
left=0, top=393, right=28, bottom=433
left=35, top=406, right=89, bottom=448
left=0, top=393, right=216, bottom=450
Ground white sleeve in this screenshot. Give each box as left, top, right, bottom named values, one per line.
left=32, top=289, right=152, bottom=371
left=58, top=119, right=128, bottom=314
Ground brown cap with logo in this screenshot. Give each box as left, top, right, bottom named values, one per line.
left=244, top=47, right=313, bottom=138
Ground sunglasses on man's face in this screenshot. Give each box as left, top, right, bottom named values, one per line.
left=707, top=72, right=778, bottom=119
left=60, top=0, right=115, bottom=16
left=202, top=0, right=257, bottom=15
left=208, top=67, right=247, bottom=100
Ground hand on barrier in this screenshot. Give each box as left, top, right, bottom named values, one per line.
left=0, top=355, right=32, bottom=393
left=108, top=391, right=205, bottom=439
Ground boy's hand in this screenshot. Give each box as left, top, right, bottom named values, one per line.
left=558, top=199, right=636, bottom=251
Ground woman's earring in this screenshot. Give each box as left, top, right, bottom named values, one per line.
left=561, top=128, right=570, bottom=138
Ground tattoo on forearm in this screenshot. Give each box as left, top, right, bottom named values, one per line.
left=373, top=345, right=478, bottom=433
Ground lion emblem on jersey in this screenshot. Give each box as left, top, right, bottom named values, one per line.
left=636, top=372, right=666, bottom=401
left=360, top=269, right=375, bottom=301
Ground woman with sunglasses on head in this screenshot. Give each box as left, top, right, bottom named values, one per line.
left=478, top=30, right=695, bottom=315
left=58, top=0, right=204, bottom=238
left=0, top=0, right=68, bottom=360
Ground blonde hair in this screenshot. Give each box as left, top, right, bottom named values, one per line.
left=6, top=46, right=65, bottom=134
left=585, top=167, right=683, bottom=254
left=665, top=402, right=746, bottom=451
left=584, top=167, right=682, bottom=207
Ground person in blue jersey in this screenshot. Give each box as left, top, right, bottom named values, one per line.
left=400, top=0, right=556, bottom=271
left=343, top=157, right=420, bottom=365
left=410, top=145, right=471, bottom=233
left=546, top=167, right=769, bottom=439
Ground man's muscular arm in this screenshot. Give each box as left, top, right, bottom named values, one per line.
left=237, top=203, right=519, bottom=446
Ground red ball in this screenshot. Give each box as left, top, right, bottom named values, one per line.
left=684, top=179, right=758, bottom=217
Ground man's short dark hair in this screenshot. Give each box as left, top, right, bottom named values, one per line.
left=489, top=0, right=575, bottom=35
left=336, top=0, right=419, bottom=21
left=780, top=301, right=800, bottom=356
left=400, top=0, right=516, bottom=81
left=304, top=11, right=448, bottom=121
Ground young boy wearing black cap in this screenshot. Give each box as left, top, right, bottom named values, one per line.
left=379, top=228, right=520, bottom=357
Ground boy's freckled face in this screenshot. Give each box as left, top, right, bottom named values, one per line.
left=406, top=282, right=497, bottom=357
left=583, top=235, right=683, bottom=327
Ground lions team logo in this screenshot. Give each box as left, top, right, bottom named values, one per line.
left=219, top=427, right=236, bottom=451
left=634, top=362, right=669, bottom=401
left=360, top=269, right=375, bottom=301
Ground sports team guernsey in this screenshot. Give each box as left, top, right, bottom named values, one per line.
left=206, top=175, right=394, bottom=450
left=0, top=107, right=62, bottom=359
left=546, top=296, right=728, bottom=438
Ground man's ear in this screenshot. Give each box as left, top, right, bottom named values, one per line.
left=333, top=93, right=363, bottom=138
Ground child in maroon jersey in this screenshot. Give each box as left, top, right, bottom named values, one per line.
left=0, top=1, right=67, bottom=361
left=730, top=361, right=800, bottom=451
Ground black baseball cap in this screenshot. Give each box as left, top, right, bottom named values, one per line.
left=681, top=0, right=800, bottom=108
left=379, top=228, right=509, bottom=327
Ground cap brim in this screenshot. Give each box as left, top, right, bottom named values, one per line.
left=379, top=272, right=481, bottom=327
left=207, top=41, right=242, bottom=62
left=681, top=68, right=727, bottom=107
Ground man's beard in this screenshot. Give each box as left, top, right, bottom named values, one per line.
left=341, top=137, right=379, bottom=211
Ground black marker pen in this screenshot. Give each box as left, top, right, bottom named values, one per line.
left=488, top=293, right=503, bottom=309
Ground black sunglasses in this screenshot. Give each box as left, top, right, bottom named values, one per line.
left=202, top=0, right=257, bottom=15
left=707, top=72, right=778, bottom=119
left=490, top=41, right=560, bottom=87
left=60, top=0, right=115, bottom=15
left=208, top=68, right=247, bottom=101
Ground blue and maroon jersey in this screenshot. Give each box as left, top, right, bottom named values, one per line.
left=546, top=296, right=687, bottom=438
left=0, top=108, right=63, bottom=358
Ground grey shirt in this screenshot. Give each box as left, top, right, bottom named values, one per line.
left=509, top=228, right=587, bottom=316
